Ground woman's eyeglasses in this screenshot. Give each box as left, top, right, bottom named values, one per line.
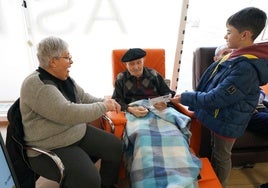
left=56, top=56, right=72, bottom=62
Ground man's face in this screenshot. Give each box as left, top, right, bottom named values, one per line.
left=126, top=58, right=144, bottom=77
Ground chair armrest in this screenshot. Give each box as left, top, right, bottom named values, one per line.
left=26, top=146, right=65, bottom=186
left=101, top=114, right=115, bottom=133
left=171, top=102, right=195, bottom=118
left=198, top=158, right=222, bottom=188
left=102, top=111, right=127, bottom=139
left=11, top=135, right=65, bottom=186
left=170, top=102, right=202, bottom=155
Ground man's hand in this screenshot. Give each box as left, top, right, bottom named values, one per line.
left=127, top=106, right=149, bottom=117
left=153, top=101, right=167, bottom=111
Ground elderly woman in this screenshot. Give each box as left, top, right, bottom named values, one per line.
left=20, top=36, right=122, bottom=188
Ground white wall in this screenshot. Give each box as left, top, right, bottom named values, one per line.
left=0, top=0, right=267, bottom=101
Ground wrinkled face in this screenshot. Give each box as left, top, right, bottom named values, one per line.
left=126, top=58, right=144, bottom=77
left=50, top=51, right=73, bottom=80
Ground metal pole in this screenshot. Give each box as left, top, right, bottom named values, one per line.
left=170, top=0, right=189, bottom=91
left=21, top=0, right=36, bottom=68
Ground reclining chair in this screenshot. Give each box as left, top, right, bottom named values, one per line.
left=105, top=49, right=201, bottom=152
left=192, top=47, right=268, bottom=167
left=102, top=48, right=222, bottom=188
left=104, top=48, right=202, bottom=152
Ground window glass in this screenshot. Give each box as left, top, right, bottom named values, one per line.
left=0, top=0, right=267, bottom=100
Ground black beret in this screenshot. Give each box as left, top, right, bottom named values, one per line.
left=121, top=48, right=146, bottom=62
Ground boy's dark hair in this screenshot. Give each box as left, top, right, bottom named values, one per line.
left=227, top=7, right=267, bottom=40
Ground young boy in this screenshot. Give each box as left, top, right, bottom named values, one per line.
left=215, top=45, right=268, bottom=135
left=171, top=7, right=268, bottom=187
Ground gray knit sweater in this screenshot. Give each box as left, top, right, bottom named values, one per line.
left=20, top=70, right=106, bottom=157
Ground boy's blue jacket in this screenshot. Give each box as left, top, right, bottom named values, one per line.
left=181, top=42, right=268, bottom=138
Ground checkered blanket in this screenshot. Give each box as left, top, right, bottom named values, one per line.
left=123, top=99, right=201, bottom=188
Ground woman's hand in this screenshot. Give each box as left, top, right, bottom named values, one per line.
left=127, top=106, right=149, bottom=117
left=104, top=99, right=121, bottom=113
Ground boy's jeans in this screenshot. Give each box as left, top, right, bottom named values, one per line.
left=211, top=132, right=236, bottom=188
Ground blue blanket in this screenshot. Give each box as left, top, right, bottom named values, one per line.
left=123, top=99, right=201, bottom=188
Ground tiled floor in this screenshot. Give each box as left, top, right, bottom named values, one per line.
left=226, top=163, right=268, bottom=188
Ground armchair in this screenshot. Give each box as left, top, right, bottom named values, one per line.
left=6, top=98, right=65, bottom=188
left=101, top=48, right=222, bottom=188
left=103, top=48, right=201, bottom=153
left=192, top=47, right=268, bottom=167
